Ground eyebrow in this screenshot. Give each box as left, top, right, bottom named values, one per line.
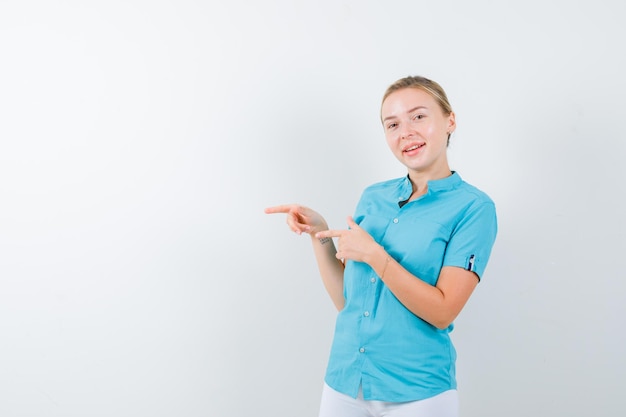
left=382, top=106, right=428, bottom=123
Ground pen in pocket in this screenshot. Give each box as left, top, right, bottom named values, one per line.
left=467, top=255, right=475, bottom=272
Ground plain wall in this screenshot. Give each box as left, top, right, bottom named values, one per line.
left=1, top=1, right=624, bottom=416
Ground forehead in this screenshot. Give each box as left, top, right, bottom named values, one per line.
left=381, top=88, right=439, bottom=117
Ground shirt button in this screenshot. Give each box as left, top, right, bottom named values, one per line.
left=359, top=347, right=365, bottom=353
left=364, top=311, right=370, bottom=317
left=393, top=218, right=399, bottom=223
left=370, top=277, right=376, bottom=283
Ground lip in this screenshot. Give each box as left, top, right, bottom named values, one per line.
left=403, top=142, right=425, bottom=155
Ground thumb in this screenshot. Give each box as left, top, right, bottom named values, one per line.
left=346, top=216, right=360, bottom=230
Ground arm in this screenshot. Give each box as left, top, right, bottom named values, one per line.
left=316, top=216, right=478, bottom=329
left=310, top=234, right=345, bottom=310
left=265, top=204, right=345, bottom=310
left=367, top=245, right=477, bottom=329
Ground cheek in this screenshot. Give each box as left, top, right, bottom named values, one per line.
left=423, top=124, right=436, bottom=137
left=423, top=124, right=446, bottom=142
left=384, top=133, right=398, bottom=149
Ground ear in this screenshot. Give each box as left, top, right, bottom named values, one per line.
left=447, top=111, right=457, bottom=134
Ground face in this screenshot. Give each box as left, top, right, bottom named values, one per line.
left=381, top=88, right=456, bottom=177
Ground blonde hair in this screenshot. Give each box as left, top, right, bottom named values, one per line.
left=382, top=76, right=453, bottom=115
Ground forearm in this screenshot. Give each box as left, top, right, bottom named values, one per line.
left=311, top=235, right=345, bottom=310
left=367, top=247, right=458, bottom=329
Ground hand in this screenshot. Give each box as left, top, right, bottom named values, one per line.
left=264, top=204, right=329, bottom=236
left=315, top=216, right=380, bottom=263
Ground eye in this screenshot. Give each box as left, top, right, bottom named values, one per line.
left=413, top=114, right=425, bottom=120
left=386, top=122, right=397, bottom=130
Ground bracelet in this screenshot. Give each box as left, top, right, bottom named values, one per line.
left=380, top=256, right=390, bottom=279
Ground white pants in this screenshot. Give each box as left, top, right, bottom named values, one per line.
left=318, top=383, right=459, bottom=417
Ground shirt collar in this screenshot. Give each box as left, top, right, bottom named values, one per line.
left=398, top=171, right=462, bottom=203
left=427, top=171, right=462, bottom=192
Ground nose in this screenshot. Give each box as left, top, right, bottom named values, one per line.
left=399, top=123, right=413, bottom=140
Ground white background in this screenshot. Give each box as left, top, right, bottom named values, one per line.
left=1, top=1, right=624, bottom=416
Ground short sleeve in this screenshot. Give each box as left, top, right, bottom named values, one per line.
left=442, top=201, right=497, bottom=280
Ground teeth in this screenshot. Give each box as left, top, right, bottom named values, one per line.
left=405, top=144, right=422, bottom=152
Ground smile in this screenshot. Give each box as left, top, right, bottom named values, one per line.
left=403, top=143, right=425, bottom=153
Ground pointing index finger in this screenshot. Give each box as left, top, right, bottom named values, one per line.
left=264, top=205, right=295, bottom=214
left=315, top=229, right=342, bottom=239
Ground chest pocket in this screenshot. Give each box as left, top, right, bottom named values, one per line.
left=383, top=218, right=450, bottom=284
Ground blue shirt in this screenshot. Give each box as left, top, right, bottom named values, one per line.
left=324, top=172, right=497, bottom=402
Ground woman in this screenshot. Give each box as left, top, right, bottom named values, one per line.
left=265, top=76, right=497, bottom=417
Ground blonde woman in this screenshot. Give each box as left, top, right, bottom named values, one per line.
left=266, top=76, right=497, bottom=417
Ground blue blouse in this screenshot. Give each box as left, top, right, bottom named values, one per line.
left=324, top=172, right=498, bottom=402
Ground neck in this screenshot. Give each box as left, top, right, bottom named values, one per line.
left=407, top=166, right=452, bottom=198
